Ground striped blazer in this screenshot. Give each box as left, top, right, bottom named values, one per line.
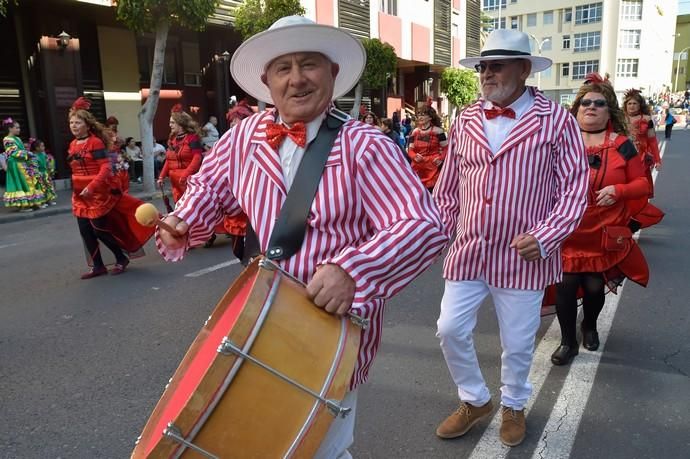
left=157, top=108, right=448, bottom=388
left=434, top=88, right=589, bottom=290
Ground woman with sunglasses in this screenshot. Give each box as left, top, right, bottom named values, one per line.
left=622, top=89, right=664, bottom=231
left=550, top=73, right=650, bottom=365
left=408, top=105, right=447, bottom=191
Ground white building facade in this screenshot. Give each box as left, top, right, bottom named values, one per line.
left=482, top=0, right=678, bottom=104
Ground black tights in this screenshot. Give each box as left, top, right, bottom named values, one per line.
left=555, top=273, right=605, bottom=346
left=77, top=216, right=127, bottom=268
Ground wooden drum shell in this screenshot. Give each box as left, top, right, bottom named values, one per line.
left=131, top=258, right=360, bottom=458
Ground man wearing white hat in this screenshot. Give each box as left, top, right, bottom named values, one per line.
left=156, top=16, right=447, bottom=457
left=433, top=29, right=589, bottom=446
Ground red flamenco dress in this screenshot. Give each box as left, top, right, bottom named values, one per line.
left=69, top=135, right=154, bottom=263
left=564, top=134, right=650, bottom=290
left=158, top=133, right=203, bottom=202
left=407, top=127, right=447, bottom=189
left=627, top=116, right=664, bottom=229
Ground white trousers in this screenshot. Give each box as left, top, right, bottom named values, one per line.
left=437, top=280, right=543, bottom=410
left=313, top=390, right=358, bottom=459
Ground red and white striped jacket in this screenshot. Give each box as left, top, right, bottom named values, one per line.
left=157, top=108, right=447, bottom=388
left=434, top=88, right=589, bottom=290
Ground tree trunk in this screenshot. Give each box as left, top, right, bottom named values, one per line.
left=350, top=81, right=364, bottom=119
left=139, top=18, right=169, bottom=194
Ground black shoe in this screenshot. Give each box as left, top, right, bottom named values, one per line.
left=551, top=344, right=579, bottom=365
left=581, top=327, right=600, bottom=351
left=204, top=234, right=216, bottom=248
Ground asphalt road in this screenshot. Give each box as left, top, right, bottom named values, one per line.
left=1, top=131, right=688, bottom=458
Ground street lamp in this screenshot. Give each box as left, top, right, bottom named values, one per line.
left=674, top=46, right=690, bottom=93
left=528, top=34, right=551, bottom=90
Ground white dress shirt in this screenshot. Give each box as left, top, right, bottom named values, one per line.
left=482, top=88, right=535, bottom=154
left=276, top=113, right=325, bottom=190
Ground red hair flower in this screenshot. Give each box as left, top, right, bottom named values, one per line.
left=71, top=97, right=91, bottom=111
left=170, top=103, right=184, bottom=114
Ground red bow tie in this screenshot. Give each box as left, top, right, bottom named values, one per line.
left=265, top=121, right=307, bottom=150
left=484, top=107, right=516, bottom=120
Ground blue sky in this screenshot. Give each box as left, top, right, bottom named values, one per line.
left=680, top=0, right=690, bottom=15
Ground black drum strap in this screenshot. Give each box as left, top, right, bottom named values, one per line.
left=242, top=113, right=345, bottom=265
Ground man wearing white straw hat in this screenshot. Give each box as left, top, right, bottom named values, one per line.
left=433, top=29, right=589, bottom=446
left=156, top=15, right=447, bottom=457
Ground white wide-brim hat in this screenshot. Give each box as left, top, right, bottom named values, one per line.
left=459, top=29, right=552, bottom=73
left=230, top=16, right=366, bottom=104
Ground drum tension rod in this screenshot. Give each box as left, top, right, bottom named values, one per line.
left=163, top=422, right=219, bottom=459
left=258, top=258, right=370, bottom=329
left=218, top=337, right=352, bottom=418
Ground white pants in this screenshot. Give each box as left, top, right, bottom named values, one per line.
left=437, top=280, right=543, bottom=410
left=313, top=390, right=358, bottom=459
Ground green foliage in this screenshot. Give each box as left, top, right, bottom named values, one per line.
left=0, top=0, right=17, bottom=17
left=440, top=67, right=479, bottom=109
left=361, top=38, right=397, bottom=89
left=115, top=0, right=219, bottom=33
left=233, top=0, right=306, bottom=39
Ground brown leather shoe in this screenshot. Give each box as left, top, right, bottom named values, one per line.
left=436, top=400, right=493, bottom=439
left=500, top=406, right=526, bottom=446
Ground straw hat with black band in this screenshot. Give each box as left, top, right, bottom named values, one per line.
left=230, top=16, right=367, bottom=104
left=459, top=29, right=552, bottom=73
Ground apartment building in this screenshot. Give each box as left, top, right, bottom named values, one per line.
left=482, top=0, right=677, bottom=104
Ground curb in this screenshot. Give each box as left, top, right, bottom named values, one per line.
left=0, top=192, right=158, bottom=225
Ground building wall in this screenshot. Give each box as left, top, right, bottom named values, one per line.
left=673, top=15, right=690, bottom=91
left=483, top=0, right=677, bottom=102
left=97, top=26, right=141, bottom=141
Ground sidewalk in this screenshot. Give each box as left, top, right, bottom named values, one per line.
left=0, top=182, right=158, bottom=224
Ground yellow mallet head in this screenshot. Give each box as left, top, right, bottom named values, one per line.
left=135, top=203, right=159, bottom=227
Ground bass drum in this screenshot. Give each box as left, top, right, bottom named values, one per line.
left=131, top=257, right=361, bottom=458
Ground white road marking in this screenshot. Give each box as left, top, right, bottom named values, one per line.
left=468, top=141, right=666, bottom=458
left=0, top=243, right=21, bottom=250
left=184, top=259, right=241, bottom=278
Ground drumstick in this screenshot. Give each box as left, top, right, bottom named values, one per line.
left=135, top=203, right=181, bottom=236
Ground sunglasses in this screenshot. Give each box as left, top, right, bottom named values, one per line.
left=580, top=99, right=608, bottom=108
left=474, top=60, right=517, bottom=73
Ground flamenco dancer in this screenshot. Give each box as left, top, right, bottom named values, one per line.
left=622, top=88, right=664, bottom=231
left=67, top=97, right=154, bottom=279
left=549, top=74, right=650, bottom=366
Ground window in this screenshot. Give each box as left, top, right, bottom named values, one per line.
left=616, top=58, right=639, bottom=77
left=572, top=60, right=599, bottom=79
left=543, top=11, right=554, bottom=25
left=483, top=0, right=507, bottom=11
left=562, top=63, right=570, bottom=77
left=621, top=0, right=643, bottom=20
left=560, top=94, right=575, bottom=105
left=527, top=13, right=537, bottom=27
left=486, top=17, right=507, bottom=31
left=574, top=32, right=601, bottom=52
left=620, top=29, right=641, bottom=49
left=511, top=16, right=519, bottom=29
left=563, top=35, right=571, bottom=49
left=564, top=8, right=572, bottom=22
left=380, top=0, right=397, bottom=15
left=575, top=3, right=602, bottom=24
left=511, top=0, right=517, bottom=3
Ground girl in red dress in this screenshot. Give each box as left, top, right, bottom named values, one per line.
left=623, top=89, right=664, bottom=230
left=550, top=75, right=650, bottom=365
left=157, top=105, right=203, bottom=202
left=205, top=101, right=254, bottom=258
left=407, top=105, right=447, bottom=191
left=68, top=98, right=154, bottom=279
